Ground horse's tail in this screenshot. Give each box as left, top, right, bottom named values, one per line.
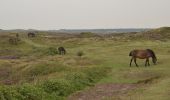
left=146, top=49, right=157, bottom=63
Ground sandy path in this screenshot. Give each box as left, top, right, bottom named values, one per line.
left=68, top=83, right=137, bottom=100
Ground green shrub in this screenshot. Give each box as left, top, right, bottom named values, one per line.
left=41, top=79, right=74, bottom=96
left=0, top=66, right=111, bottom=100
left=0, top=85, right=64, bottom=100
left=77, top=51, right=84, bottom=57
left=66, top=72, right=92, bottom=90
left=17, top=84, right=44, bottom=100
left=0, top=86, right=21, bottom=100
left=46, top=47, right=58, bottom=55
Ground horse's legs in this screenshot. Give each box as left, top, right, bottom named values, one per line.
left=145, top=58, right=148, bottom=67
left=130, top=58, right=133, bottom=67
left=61, top=51, right=64, bottom=55
left=134, top=58, right=138, bottom=67
left=145, top=58, right=150, bottom=67
left=148, top=58, right=150, bottom=66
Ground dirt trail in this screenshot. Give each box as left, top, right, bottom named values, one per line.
left=68, top=83, right=137, bottom=100
left=68, top=76, right=160, bottom=100
left=0, top=56, right=20, bottom=59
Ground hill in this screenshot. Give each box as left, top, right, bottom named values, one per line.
left=57, top=28, right=150, bottom=34
left=0, top=27, right=170, bottom=100
left=0, top=28, right=151, bottom=34
left=142, top=27, right=170, bottom=40
left=104, top=27, right=170, bottom=41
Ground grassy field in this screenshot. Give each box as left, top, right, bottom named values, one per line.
left=0, top=28, right=170, bottom=100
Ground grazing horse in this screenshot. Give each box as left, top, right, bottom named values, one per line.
left=58, top=47, right=66, bottom=55
left=16, top=33, right=19, bottom=38
left=9, top=37, right=18, bottom=45
left=28, top=32, right=35, bottom=37
left=129, top=49, right=157, bottom=67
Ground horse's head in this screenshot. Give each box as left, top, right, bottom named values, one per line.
left=147, top=49, right=157, bottom=65
left=152, top=57, right=157, bottom=65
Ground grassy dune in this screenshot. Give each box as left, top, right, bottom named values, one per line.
left=0, top=28, right=170, bottom=100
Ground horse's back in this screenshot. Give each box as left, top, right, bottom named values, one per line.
left=129, top=49, right=150, bottom=59
left=129, top=49, right=139, bottom=56
left=58, top=47, right=65, bottom=51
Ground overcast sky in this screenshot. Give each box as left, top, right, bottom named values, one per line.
left=0, top=0, right=170, bottom=30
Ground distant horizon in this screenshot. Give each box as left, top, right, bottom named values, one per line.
left=0, top=27, right=158, bottom=31
left=0, top=27, right=152, bottom=34
left=0, top=25, right=168, bottom=30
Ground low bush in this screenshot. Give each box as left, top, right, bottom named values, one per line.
left=77, top=51, right=84, bottom=58
left=46, top=47, right=58, bottom=55
left=42, top=79, right=74, bottom=96
left=0, top=66, right=111, bottom=100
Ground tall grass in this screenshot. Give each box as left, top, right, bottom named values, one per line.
left=1, top=28, right=170, bottom=100
left=0, top=66, right=111, bottom=100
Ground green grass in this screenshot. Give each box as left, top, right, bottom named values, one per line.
left=0, top=29, right=170, bottom=100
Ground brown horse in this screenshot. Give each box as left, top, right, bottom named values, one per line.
left=28, top=32, right=36, bottom=38
left=58, top=47, right=66, bottom=55
left=129, top=49, right=157, bottom=67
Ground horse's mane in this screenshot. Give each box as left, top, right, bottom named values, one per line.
left=146, top=49, right=157, bottom=60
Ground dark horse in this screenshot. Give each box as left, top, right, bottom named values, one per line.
left=28, top=32, right=36, bottom=37
left=129, top=49, right=157, bottom=67
left=58, top=47, right=66, bottom=55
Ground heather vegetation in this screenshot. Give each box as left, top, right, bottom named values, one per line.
left=0, top=27, right=170, bottom=100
